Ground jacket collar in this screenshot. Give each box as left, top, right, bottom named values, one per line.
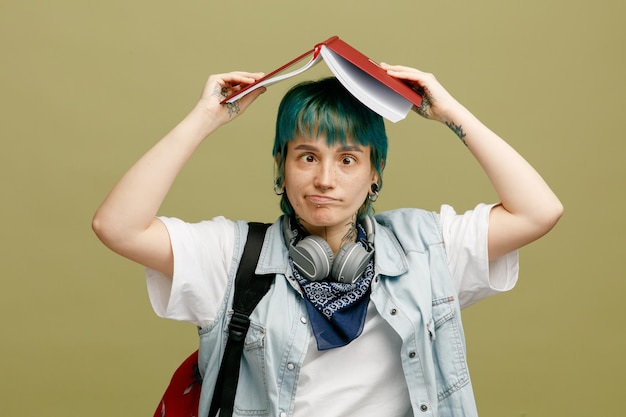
left=255, top=216, right=408, bottom=278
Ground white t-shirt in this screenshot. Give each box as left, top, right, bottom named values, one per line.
left=146, top=204, right=518, bottom=417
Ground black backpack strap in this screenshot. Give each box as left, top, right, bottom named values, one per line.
left=208, top=222, right=273, bottom=417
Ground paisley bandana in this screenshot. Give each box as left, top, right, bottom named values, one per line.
left=289, top=220, right=374, bottom=350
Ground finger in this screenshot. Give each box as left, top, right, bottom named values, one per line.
left=380, top=62, right=421, bottom=73
left=218, top=71, right=265, bottom=87
left=380, top=63, right=430, bottom=83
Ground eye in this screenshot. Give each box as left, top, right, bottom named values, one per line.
left=299, top=153, right=316, bottom=163
left=341, top=155, right=357, bottom=165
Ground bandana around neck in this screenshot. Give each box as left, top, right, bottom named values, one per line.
left=288, top=219, right=374, bottom=350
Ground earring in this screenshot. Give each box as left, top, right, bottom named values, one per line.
left=368, top=183, right=379, bottom=202
left=274, top=177, right=284, bottom=196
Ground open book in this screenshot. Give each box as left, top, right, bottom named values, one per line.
left=222, top=36, right=422, bottom=123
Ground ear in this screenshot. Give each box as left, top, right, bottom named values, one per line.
left=371, top=159, right=385, bottom=183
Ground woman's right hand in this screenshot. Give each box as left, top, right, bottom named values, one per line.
left=195, top=71, right=266, bottom=127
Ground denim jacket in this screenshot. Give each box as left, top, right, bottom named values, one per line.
left=197, top=209, right=479, bottom=417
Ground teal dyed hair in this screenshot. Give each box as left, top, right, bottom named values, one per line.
left=272, top=77, right=388, bottom=219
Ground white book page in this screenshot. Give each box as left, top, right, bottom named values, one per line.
left=320, top=46, right=412, bottom=122
left=226, top=53, right=323, bottom=103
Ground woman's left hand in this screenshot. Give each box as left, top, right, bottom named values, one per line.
left=380, top=63, right=461, bottom=123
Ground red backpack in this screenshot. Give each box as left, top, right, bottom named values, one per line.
left=153, top=350, right=202, bottom=417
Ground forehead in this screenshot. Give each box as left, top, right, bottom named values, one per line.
left=288, top=134, right=370, bottom=152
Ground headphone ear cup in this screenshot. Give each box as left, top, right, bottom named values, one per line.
left=289, top=235, right=334, bottom=281
left=331, top=243, right=374, bottom=284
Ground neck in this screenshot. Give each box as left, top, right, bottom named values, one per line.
left=297, top=217, right=358, bottom=256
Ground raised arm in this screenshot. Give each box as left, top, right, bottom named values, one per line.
left=92, top=72, right=266, bottom=275
left=381, top=63, right=563, bottom=259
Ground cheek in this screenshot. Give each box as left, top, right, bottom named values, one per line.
left=353, top=182, right=371, bottom=202
left=283, top=168, right=300, bottom=193
left=351, top=172, right=374, bottom=194
left=285, top=187, right=299, bottom=208
left=283, top=172, right=302, bottom=207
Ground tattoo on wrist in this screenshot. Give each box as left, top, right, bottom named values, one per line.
left=226, top=101, right=240, bottom=117
left=414, top=86, right=433, bottom=118
left=211, top=84, right=241, bottom=117
left=445, top=121, right=468, bottom=146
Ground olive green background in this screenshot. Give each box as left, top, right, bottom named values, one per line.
left=1, top=0, right=623, bottom=415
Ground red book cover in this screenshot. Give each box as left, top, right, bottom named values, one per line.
left=222, top=36, right=422, bottom=108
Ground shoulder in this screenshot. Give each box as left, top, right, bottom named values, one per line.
left=374, top=208, right=442, bottom=249
left=373, top=204, right=495, bottom=250
left=374, top=207, right=439, bottom=226
left=155, top=215, right=241, bottom=251
left=158, top=215, right=236, bottom=235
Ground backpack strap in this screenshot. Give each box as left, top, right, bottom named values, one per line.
left=208, top=222, right=273, bottom=417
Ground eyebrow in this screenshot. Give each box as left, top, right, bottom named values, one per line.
left=293, top=144, right=364, bottom=153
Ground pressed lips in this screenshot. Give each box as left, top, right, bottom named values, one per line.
left=307, top=195, right=337, bottom=205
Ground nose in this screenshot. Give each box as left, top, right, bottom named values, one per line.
left=314, top=161, right=335, bottom=191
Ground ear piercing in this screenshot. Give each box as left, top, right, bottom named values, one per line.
left=368, top=183, right=379, bottom=202
left=274, top=178, right=284, bottom=196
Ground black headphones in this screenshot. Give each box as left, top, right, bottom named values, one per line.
left=283, top=217, right=375, bottom=284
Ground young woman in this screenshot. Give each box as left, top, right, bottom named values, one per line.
left=93, top=65, right=562, bottom=417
